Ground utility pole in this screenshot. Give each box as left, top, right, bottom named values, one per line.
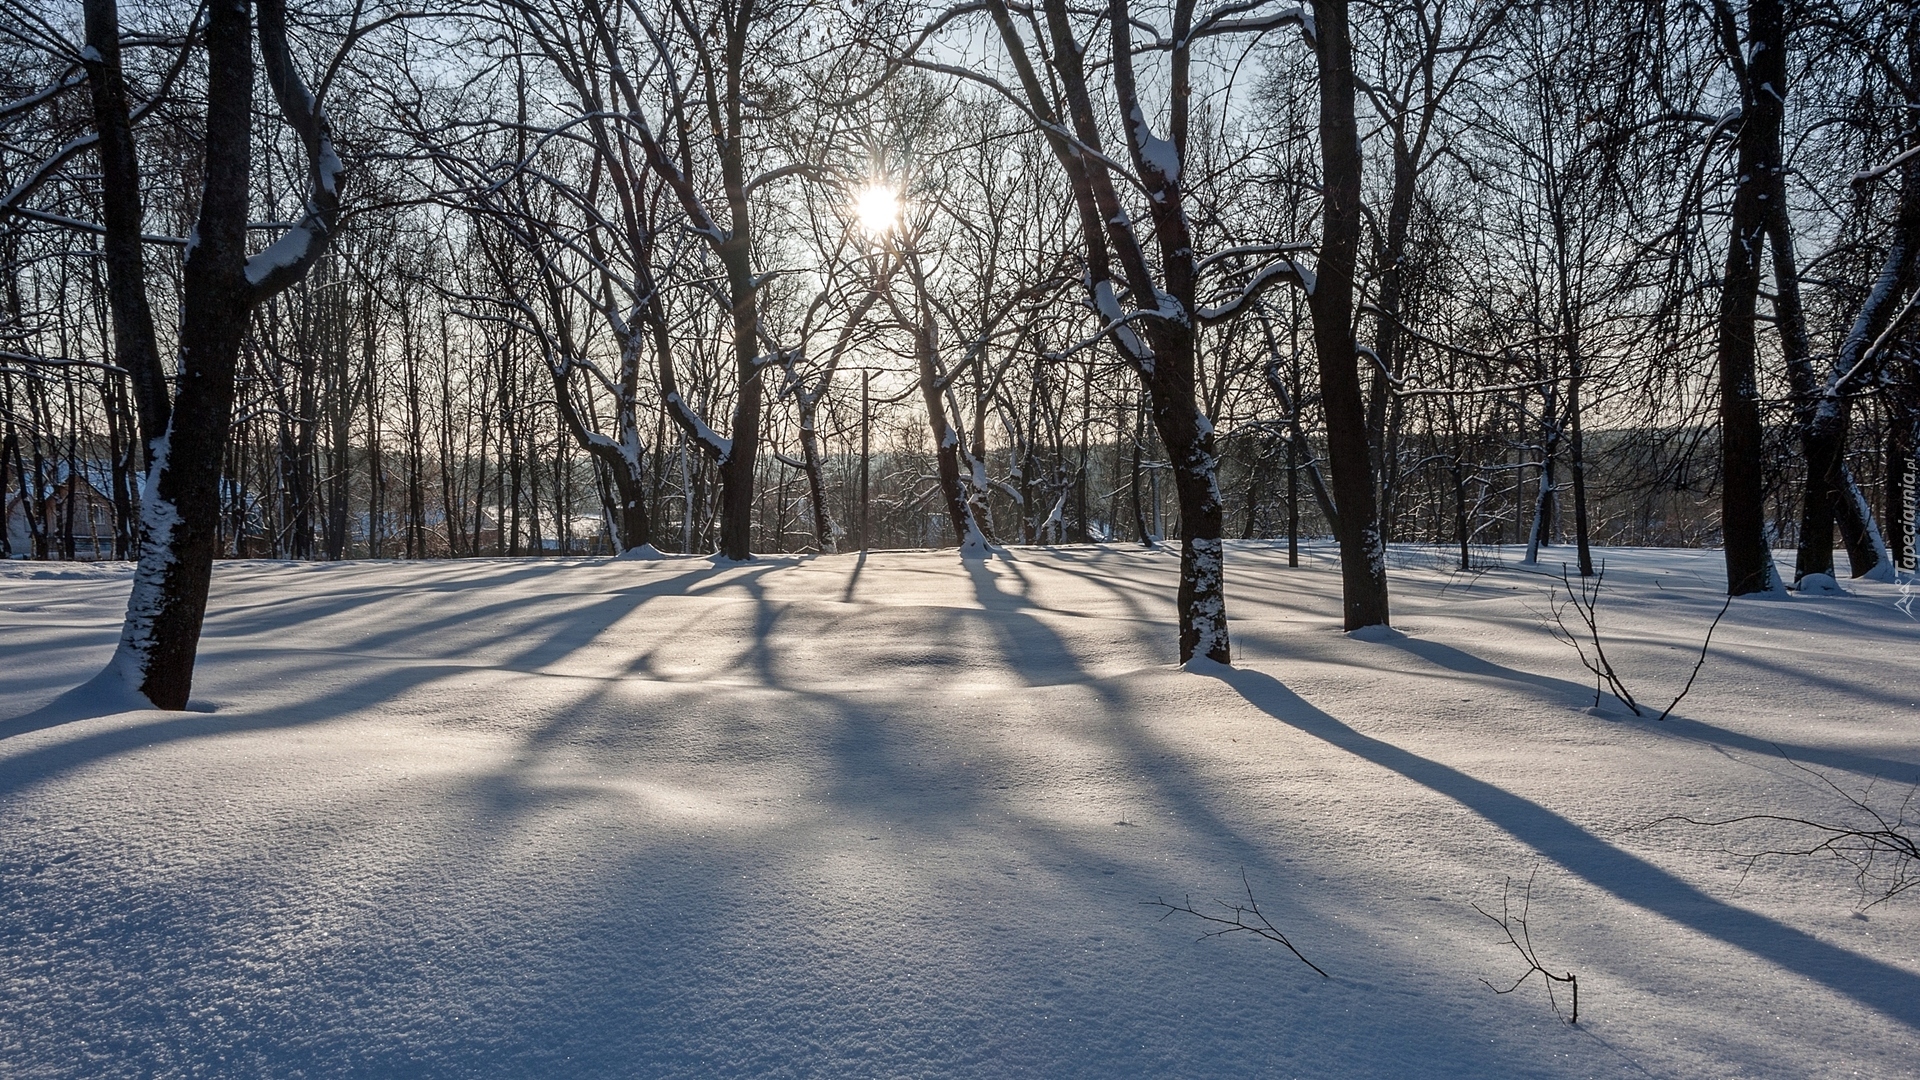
left=860, top=368, right=871, bottom=550
left=1288, top=438, right=1299, bottom=568
left=1289, top=319, right=1301, bottom=567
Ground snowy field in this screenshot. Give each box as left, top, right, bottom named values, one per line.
left=2, top=542, right=1917, bottom=1079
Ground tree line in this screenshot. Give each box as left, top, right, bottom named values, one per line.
left=1, top=0, right=1914, bottom=704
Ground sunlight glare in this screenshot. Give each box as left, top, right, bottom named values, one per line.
left=853, top=183, right=901, bottom=237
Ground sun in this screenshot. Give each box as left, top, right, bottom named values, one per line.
left=852, top=183, right=901, bottom=238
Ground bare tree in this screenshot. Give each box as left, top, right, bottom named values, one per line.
left=1789, top=5, right=1918, bottom=585
left=109, top=0, right=343, bottom=707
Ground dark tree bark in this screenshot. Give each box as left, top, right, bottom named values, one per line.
left=80, top=0, right=169, bottom=463
left=1790, top=17, right=1918, bottom=583
left=1713, top=0, right=1786, bottom=595
left=896, top=261, right=990, bottom=555
left=1768, top=166, right=1888, bottom=581
left=110, top=0, right=341, bottom=707
left=964, top=0, right=1240, bottom=660
left=1567, top=366, right=1594, bottom=576
left=918, top=316, right=987, bottom=553
left=565, top=0, right=773, bottom=561
left=112, top=0, right=259, bottom=706
left=1311, top=0, right=1392, bottom=629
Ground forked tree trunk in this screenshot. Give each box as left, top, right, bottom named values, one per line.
left=1764, top=174, right=1884, bottom=581
left=1788, top=31, right=1918, bottom=582
left=110, top=0, right=340, bottom=707
left=548, top=340, right=650, bottom=553
left=980, top=0, right=1236, bottom=661
left=112, top=0, right=257, bottom=707
left=902, top=284, right=989, bottom=557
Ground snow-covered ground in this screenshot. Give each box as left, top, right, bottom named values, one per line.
left=2, top=543, right=1917, bottom=1079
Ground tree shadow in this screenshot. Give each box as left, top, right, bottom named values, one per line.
left=963, top=555, right=1132, bottom=687
left=1198, top=661, right=1920, bottom=1029
left=1373, top=634, right=1920, bottom=787
left=0, top=560, right=735, bottom=795
left=0, top=663, right=475, bottom=800
left=0, top=667, right=175, bottom=741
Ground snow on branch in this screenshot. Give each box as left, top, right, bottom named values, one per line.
left=1197, top=258, right=1310, bottom=323
left=1854, top=144, right=1920, bottom=186
left=0, top=69, right=86, bottom=124
left=0, top=350, right=130, bottom=377
left=1194, top=241, right=1316, bottom=277
left=1, top=131, right=102, bottom=218
left=663, top=391, right=733, bottom=463
left=3, top=1, right=198, bottom=225
left=1072, top=278, right=1152, bottom=364
left=244, top=0, right=341, bottom=298
left=744, top=163, right=819, bottom=197
left=1184, top=1, right=1313, bottom=47
left=2, top=205, right=187, bottom=246
left=888, top=54, right=1149, bottom=195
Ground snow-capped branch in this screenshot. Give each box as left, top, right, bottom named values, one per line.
left=2, top=206, right=187, bottom=246
left=664, top=390, right=734, bottom=464
left=3, top=0, right=196, bottom=226
left=0, top=350, right=129, bottom=377
left=1197, top=258, right=1310, bottom=323
left=1194, top=242, right=1316, bottom=277
left=1, top=131, right=101, bottom=218
left=744, top=162, right=819, bottom=197
left=888, top=55, right=1148, bottom=195
left=244, top=0, right=342, bottom=298
left=1184, top=3, right=1313, bottom=48
left=0, top=69, right=85, bottom=124
left=1855, top=143, right=1920, bottom=186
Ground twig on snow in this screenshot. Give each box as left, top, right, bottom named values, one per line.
left=1147, top=869, right=1330, bottom=978
left=1543, top=562, right=1733, bottom=720
left=1474, top=869, right=1578, bottom=1024
left=1546, top=563, right=1640, bottom=715
left=1646, top=748, right=1920, bottom=909
left=1654, top=592, right=1733, bottom=722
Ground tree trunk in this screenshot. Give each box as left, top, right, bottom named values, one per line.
left=108, top=0, right=339, bottom=707
left=1794, top=185, right=1917, bottom=582
left=1525, top=386, right=1559, bottom=564
left=797, top=395, right=836, bottom=553
left=81, top=0, right=170, bottom=464
left=111, top=0, right=257, bottom=707
left=909, top=289, right=989, bottom=556
left=1145, top=351, right=1229, bottom=659
left=1568, top=368, right=1594, bottom=576
left=1454, top=455, right=1471, bottom=571
left=1311, top=0, right=1391, bottom=630
left=1715, top=0, right=1786, bottom=595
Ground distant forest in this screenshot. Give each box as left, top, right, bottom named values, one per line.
left=1, top=0, right=1914, bottom=699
